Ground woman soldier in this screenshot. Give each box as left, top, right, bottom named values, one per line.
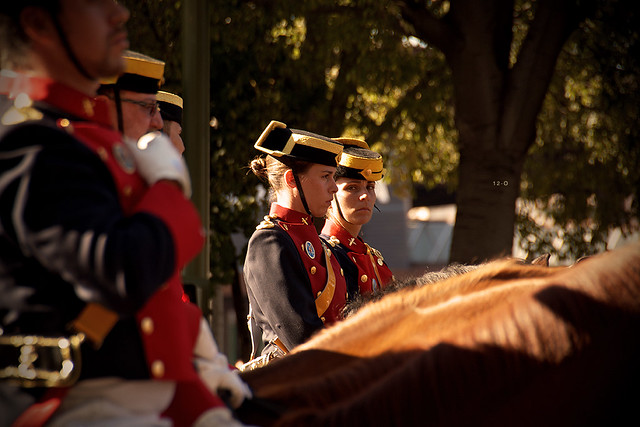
left=320, top=138, right=394, bottom=301
left=243, top=121, right=347, bottom=366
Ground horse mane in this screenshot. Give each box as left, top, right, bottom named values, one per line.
left=342, top=253, right=552, bottom=318
left=298, top=258, right=563, bottom=356
left=240, top=243, right=640, bottom=427
left=341, top=263, right=481, bottom=318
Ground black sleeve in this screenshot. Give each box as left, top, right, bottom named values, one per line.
left=243, top=227, right=324, bottom=350
left=0, top=124, right=175, bottom=313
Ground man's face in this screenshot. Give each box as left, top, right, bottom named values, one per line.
left=58, top=0, right=130, bottom=79
left=113, top=90, right=163, bottom=141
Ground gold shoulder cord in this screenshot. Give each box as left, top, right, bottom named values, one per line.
left=365, top=243, right=384, bottom=287
left=314, top=242, right=336, bottom=321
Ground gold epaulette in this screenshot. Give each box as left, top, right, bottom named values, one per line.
left=256, top=215, right=276, bottom=230
left=326, top=236, right=340, bottom=247
left=1, top=104, right=43, bottom=126
left=365, top=243, right=384, bottom=262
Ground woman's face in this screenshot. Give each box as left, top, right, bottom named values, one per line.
left=298, top=164, right=338, bottom=217
left=332, top=178, right=376, bottom=226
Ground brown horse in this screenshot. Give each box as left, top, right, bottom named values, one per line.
left=238, top=242, right=640, bottom=426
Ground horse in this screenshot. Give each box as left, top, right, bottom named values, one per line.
left=341, top=253, right=551, bottom=318
left=238, top=242, right=640, bottom=426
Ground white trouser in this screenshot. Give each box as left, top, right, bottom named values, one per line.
left=46, top=378, right=175, bottom=427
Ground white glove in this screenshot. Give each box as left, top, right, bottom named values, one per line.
left=125, top=131, right=192, bottom=197
left=194, top=318, right=253, bottom=409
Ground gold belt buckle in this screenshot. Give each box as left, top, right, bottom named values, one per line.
left=0, top=333, right=85, bottom=387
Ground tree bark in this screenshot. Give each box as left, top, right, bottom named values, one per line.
left=403, top=0, right=581, bottom=263
left=451, top=151, right=523, bottom=263
left=446, top=0, right=520, bottom=263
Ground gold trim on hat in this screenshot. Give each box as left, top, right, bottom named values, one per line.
left=123, top=51, right=165, bottom=80
left=339, top=153, right=385, bottom=181
left=100, top=50, right=165, bottom=85
left=255, top=120, right=343, bottom=158
left=333, top=137, right=370, bottom=150
left=157, top=91, right=183, bottom=108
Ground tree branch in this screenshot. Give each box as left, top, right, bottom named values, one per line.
left=500, top=0, right=583, bottom=154
left=396, top=1, right=458, bottom=55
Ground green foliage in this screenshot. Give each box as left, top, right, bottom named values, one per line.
left=519, top=0, right=640, bottom=260
left=121, top=0, right=638, bottom=274
left=120, top=0, right=183, bottom=92
left=207, top=0, right=461, bottom=272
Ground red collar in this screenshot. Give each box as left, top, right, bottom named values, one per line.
left=322, top=218, right=366, bottom=253
left=0, top=71, right=112, bottom=128
left=269, top=203, right=314, bottom=226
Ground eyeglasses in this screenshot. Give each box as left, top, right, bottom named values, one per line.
left=119, top=98, right=160, bottom=117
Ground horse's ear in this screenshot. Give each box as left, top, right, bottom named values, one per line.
left=573, top=255, right=592, bottom=266
left=531, top=254, right=550, bottom=267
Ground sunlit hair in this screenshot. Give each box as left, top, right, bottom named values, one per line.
left=249, top=155, right=313, bottom=202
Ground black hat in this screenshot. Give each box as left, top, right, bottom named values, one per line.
left=334, top=137, right=385, bottom=181
left=100, top=50, right=164, bottom=94
left=0, top=1, right=58, bottom=16
left=255, top=120, right=343, bottom=167
left=157, top=91, right=183, bottom=125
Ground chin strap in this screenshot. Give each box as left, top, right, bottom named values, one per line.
left=333, top=194, right=354, bottom=225
left=51, top=12, right=95, bottom=81
left=332, top=194, right=382, bottom=226
left=293, top=172, right=312, bottom=216
left=113, top=87, right=124, bottom=133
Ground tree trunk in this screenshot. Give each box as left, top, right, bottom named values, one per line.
left=400, top=0, right=580, bottom=263
left=450, top=149, right=523, bottom=263
left=446, top=0, right=520, bottom=263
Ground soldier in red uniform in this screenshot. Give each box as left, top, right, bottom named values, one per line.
left=243, top=121, right=346, bottom=367
left=97, top=50, right=166, bottom=141
left=0, top=1, right=249, bottom=426
left=320, top=139, right=394, bottom=301
left=157, top=91, right=185, bottom=155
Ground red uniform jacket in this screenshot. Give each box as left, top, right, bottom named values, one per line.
left=0, top=75, right=222, bottom=427
left=244, top=203, right=347, bottom=354
left=321, top=218, right=394, bottom=297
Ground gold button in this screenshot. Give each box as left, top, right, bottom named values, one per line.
left=320, top=316, right=326, bottom=323
left=82, top=98, right=95, bottom=116
left=310, top=266, right=316, bottom=275
left=361, top=274, right=368, bottom=283
left=317, top=291, right=322, bottom=297
left=141, top=317, right=154, bottom=335
left=123, top=185, right=132, bottom=197
left=377, top=258, right=383, bottom=266
left=151, top=360, right=165, bottom=378
left=97, top=147, right=108, bottom=161
left=58, top=118, right=70, bottom=128
left=340, top=268, right=344, bottom=276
